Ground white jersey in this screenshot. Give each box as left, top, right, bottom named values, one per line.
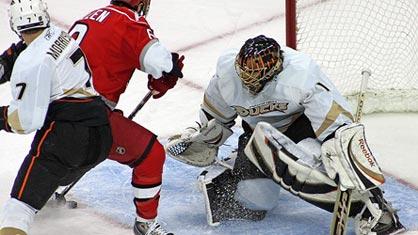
left=7, top=25, right=97, bottom=134
left=202, top=47, right=353, bottom=141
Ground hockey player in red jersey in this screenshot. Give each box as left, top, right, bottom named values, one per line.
left=70, top=1, right=184, bottom=234
left=0, top=0, right=183, bottom=234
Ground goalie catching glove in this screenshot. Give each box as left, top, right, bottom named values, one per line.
left=165, top=119, right=233, bottom=167
left=320, top=123, right=385, bottom=191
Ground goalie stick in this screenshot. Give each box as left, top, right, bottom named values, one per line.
left=329, top=70, right=371, bottom=235
left=53, top=91, right=153, bottom=209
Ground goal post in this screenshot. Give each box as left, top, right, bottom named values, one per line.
left=285, top=0, right=418, bottom=114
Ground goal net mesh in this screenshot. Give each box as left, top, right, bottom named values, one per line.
left=292, top=0, right=418, bottom=113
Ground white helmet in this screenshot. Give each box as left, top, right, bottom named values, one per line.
left=9, top=0, right=50, bottom=35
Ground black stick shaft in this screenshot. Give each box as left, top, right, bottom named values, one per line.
left=128, top=91, right=153, bottom=120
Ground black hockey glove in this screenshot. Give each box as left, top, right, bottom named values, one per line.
left=0, top=106, right=12, bottom=132
left=0, top=41, right=26, bottom=84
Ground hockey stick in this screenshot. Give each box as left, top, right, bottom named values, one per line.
left=329, top=70, right=371, bottom=235
left=128, top=91, right=153, bottom=119
left=54, top=91, right=153, bottom=208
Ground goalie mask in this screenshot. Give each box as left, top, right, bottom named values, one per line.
left=235, top=35, right=283, bottom=95
left=111, top=0, right=151, bottom=16
left=9, top=0, right=50, bottom=36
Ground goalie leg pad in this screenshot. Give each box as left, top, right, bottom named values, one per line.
left=243, top=122, right=367, bottom=215
left=198, top=157, right=266, bottom=226
left=235, top=178, right=281, bottom=211
left=232, top=136, right=281, bottom=211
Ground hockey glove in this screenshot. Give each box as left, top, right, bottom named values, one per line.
left=166, top=119, right=233, bottom=167
left=147, top=53, right=185, bottom=99
left=0, top=41, right=26, bottom=84
left=0, top=106, right=12, bottom=132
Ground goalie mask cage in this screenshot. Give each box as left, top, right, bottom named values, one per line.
left=286, top=0, right=418, bottom=114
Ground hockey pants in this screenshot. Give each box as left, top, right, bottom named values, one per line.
left=11, top=121, right=112, bottom=210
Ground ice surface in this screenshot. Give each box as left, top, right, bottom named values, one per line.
left=0, top=0, right=417, bottom=234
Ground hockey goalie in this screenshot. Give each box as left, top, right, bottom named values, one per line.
left=166, top=35, right=405, bottom=235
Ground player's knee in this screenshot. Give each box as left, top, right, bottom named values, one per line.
left=0, top=198, right=36, bottom=234
left=149, top=140, right=166, bottom=165
left=132, top=140, right=166, bottom=183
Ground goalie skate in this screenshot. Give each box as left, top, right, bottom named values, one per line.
left=355, top=189, right=405, bottom=235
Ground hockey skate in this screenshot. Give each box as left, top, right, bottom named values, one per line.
left=355, top=190, right=405, bottom=235
left=133, top=220, right=173, bottom=235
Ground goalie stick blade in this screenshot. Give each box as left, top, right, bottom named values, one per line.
left=330, top=187, right=352, bottom=235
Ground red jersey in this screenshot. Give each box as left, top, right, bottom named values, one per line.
left=69, top=5, right=157, bottom=104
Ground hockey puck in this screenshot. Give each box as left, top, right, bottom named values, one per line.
left=66, top=200, right=78, bottom=209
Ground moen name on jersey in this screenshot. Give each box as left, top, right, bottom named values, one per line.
left=47, top=31, right=72, bottom=60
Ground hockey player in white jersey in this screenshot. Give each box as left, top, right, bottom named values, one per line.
left=0, top=1, right=112, bottom=235
left=166, top=35, right=405, bottom=235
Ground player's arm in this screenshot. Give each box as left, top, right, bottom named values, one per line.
left=299, top=62, right=354, bottom=141
left=300, top=62, right=384, bottom=191
left=145, top=48, right=185, bottom=98
left=0, top=41, right=26, bottom=84
left=2, top=58, right=53, bottom=134
left=129, top=19, right=185, bottom=98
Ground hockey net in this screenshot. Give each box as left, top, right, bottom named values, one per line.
left=286, top=0, right=418, bottom=113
